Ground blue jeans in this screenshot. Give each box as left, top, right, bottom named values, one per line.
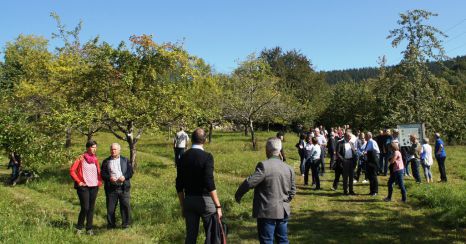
left=257, top=215, right=289, bottom=244
left=387, top=170, right=407, bottom=202
left=421, top=160, right=432, bottom=180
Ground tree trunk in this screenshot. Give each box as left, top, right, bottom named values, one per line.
left=244, top=124, right=249, bottom=136
left=208, top=122, right=213, bottom=143
left=267, top=122, right=270, bottom=132
left=65, top=127, right=72, bottom=148
left=249, top=120, right=256, bottom=150
left=129, top=141, right=137, bottom=169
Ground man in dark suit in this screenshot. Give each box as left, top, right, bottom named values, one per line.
left=176, top=128, right=222, bottom=244
left=335, top=132, right=357, bottom=195
left=235, top=137, right=296, bottom=244
left=101, top=143, right=133, bottom=229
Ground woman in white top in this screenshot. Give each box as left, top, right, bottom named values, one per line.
left=420, top=138, right=434, bottom=183
left=309, top=137, right=322, bottom=190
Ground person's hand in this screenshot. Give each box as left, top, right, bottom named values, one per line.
left=110, top=177, right=117, bottom=183
left=216, top=208, right=223, bottom=219
left=79, top=182, right=87, bottom=187
left=118, top=176, right=125, bottom=182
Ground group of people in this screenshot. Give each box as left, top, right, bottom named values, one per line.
left=296, top=126, right=449, bottom=203
left=69, top=140, right=133, bottom=235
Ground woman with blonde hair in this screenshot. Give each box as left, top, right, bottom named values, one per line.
left=420, top=138, right=434, bottom=183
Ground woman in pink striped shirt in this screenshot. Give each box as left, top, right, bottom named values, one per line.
left=70, top=140, right=102, bottom=235
left=384, top=142, right=407, bottom=203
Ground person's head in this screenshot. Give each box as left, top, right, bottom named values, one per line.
left=434, top=133, right=441, bottom=139
left=391, top=142, right=399, bottom=151
left=86, top=140, right=97, bottom=155
left=384, top=129, right=390, bottom=135
left=365, top=132, right=373, bottom=141
left=276, top=132, right=284, bottom=141
left=409, top=134, right=417, bottom=143
left=110, top=143, right=121, bottom=158
left=422, top=138, right=429, bottom=144
left=311, top=137, right=318, bottom=145
left=179, top=127, right=184, bottom=131
left=358, top=132, right=365, bottom=141
left=299, top=133, right=306, bottom=140
left=345, top=128, right=352, bottom=135
left=344, top=132, right=351, bottom=142
left=305, top=135, right=312, bottom=143
left=393, top=129, right=399, bottom=137
left=314, top=128, right=320, bottom=135
left=379, top=130, right=383, bottom=135
left=192, top=128, right=206, bottom=145
left=266, top=137, right=282, bottom=158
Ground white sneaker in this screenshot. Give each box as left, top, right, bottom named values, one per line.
left=353, top=180, right=357, bottom=183
left=362, top=180, right=368, bottom=184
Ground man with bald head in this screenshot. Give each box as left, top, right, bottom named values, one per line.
left=101, top=143, right=133, bottom=229
left=176, top=128, right=223, bottom=244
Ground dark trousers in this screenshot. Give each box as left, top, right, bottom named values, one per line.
left=379, top=153, right=389, bottom=175
left=106, top=187, right=131, bottom=228
left=332, top=162, right=343, bottom=189
left=328, top=150, right=335, bottom=170
left=183, top=195, right=216, bottom=244
left=387, top=170, right=407, bottom=202
left=342, top=159, right=355, bottom=194
left=320, top=146, right=326, bottom=174
left=304, top=159, right=312, bottom=185
left=436, top=156, right=447, bottom=182
left=76, top=186, right=99, bottom=230
left=409, top=159, right=421, bottom=183
left=257, top=214, right=289, bottom=244
left=311, top=161, right=321, bottom=189
left=366, top=164, right=378, bottom=194
left=355, top=158, right=367, bottom=181
left=298, top=152, right=305, bottom=175
left=174, top=147, right=186, bottom=167
left=9, top=164, right=20, bottom=184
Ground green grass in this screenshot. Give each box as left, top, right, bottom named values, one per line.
left=0, top=131, right=465, bottom=243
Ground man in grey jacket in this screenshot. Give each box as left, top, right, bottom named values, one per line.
left=235, top=137, right=296, bottom=244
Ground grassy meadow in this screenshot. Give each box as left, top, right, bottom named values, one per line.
left=0, top=131, right=465, bottom=243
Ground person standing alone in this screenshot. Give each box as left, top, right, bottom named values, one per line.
left=174, top=127, right=189, bottom=167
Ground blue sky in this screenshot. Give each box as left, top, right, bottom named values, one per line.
left=2, top=0, right=466, bottom=73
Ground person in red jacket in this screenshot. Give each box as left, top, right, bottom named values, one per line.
left=70, top=140, right=102, bottom=235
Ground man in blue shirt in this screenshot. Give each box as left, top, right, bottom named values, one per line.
left=434, top=133, right=447, bottom=182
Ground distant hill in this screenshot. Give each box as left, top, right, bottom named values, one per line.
left=322, top=55, right=466, bottom=84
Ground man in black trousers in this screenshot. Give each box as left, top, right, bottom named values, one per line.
left=364, top=132, right=379, bottom=196
left=335, top=132, right=357, bottom=195
left=101, top=143, right=133, bottom=229
left=176, top=128, right=223, bottom=244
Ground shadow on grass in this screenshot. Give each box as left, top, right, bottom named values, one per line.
left=288, top=208, right=462, bottom=243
